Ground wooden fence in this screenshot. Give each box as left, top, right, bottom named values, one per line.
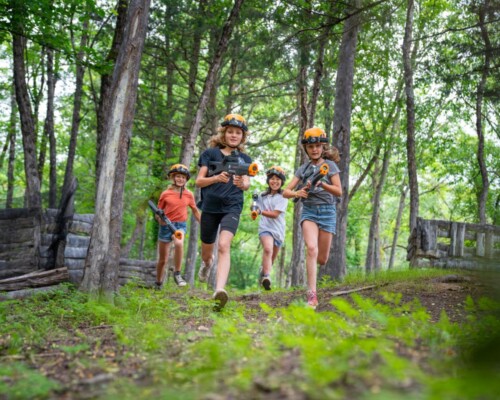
left=0, top=207, right=156, bottom=291
left=408, top=217, right=500, bottom=269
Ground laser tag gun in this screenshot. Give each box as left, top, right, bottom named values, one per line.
left=207, top=150, right=259, bottom=177
left=293, top=163, right=329, bottom=203
left=148, top=200, right=183, bottom=240
left=250, top=190, right=260, bottom=220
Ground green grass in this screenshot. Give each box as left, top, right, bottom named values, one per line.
left=0, top=271, right=499, bottom=399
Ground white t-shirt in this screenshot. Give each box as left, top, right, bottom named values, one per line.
left=257, top=192, right=288, bottom=243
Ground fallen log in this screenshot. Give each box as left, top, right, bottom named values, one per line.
left=0, top=284, right=69, bottom=301
left=0, top=267, right=69, bottom=292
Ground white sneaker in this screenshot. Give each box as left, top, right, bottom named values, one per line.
left=198, top=259, right=213, bottom=282
left=173, top=273, right=187, bottom=287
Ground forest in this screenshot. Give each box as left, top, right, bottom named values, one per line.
left=0, top=0, right=499, bottom=398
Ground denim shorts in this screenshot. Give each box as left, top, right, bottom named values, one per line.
left=259, top=231, right=283, bottom=248
left=300, top=204, right=337, bottom=234
left=158, top=221, right=187, bottom=243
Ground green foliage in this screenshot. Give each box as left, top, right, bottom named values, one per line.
left=0, top=363, right=59, bottom=400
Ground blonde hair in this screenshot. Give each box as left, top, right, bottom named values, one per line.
left=322, top=145, right=340, bottom=163
left=209, top=126, right=248, bottom=152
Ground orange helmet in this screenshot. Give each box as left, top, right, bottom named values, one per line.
left=221, top=113, right=248, bottom=132
left=168, top=164, right=190, bottom=180
left=266, top=166, right=286, bottom=183
left=301, top=127, right=328, bottom=145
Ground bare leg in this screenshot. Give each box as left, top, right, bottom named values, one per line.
left=302, top=220, right=319, bottom=292
left=172, top=234, right=184, bottom=273
left=317, top=230, right=333, bottom=266
left=201, top=241, right=215, bottom=267
left=156, top=241, right=171, bottom=283
left=260, top=235, right=274, bottom=275
left=215, top=230, right=234, bottom=291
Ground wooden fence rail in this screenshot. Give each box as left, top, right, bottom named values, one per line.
left=0, top=208, right=156, bottom=291
left=408, top=217, right=500, bottom=269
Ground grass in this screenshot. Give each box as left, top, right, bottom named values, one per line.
left=0, top=270, right=499, bottom=399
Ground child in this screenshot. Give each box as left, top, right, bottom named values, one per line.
left=196, top=113, right=253, bottom=311
left=154, top=164, right=201, bottom=289
left=253, top=166, right=288, bottom=290
left=283, top=127, right=342, bottom=309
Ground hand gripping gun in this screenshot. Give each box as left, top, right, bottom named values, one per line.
left=148, top=200, right=183, bottom=240
left=250, top=190, right=260, bottom=220
left=293, top=163, right=329, bottom=203
left=207, top=150, right=259, bottom=177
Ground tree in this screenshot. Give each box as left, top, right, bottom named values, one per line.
left=81, top=0, right=151, bottom=296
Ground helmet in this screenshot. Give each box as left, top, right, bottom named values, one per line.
left=168, top=164, right=191, bottom=180
left=301, top=127, right=328, bottom=145
left=266, top=166, right=286, bottom=183
left=221, top=113, right=248, bottom=132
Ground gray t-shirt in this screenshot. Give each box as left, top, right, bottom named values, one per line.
left=294, top=159, right=340, bottom=206
left=257, top=192, right=288, bottom=243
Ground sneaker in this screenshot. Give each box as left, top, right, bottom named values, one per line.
left=198, top=259, right=213, bottom=283
left=154, top=281, right=163, bottom=290
left=307, top=290, right=318, bottom=309
left=173, top=273, right=187, bottom=287
left=213, top=289, right=228, bottom=312
left=260, top=274, right=271, bottom=291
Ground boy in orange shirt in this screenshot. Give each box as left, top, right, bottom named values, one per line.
left=154, top=164, right=201, bottom=288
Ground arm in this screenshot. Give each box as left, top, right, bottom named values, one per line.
left=319, top=173, right=342, bottom=197
left=191, top=205, right=201, bottom=223
left=233, top=174, right=250, bottom=191
left=283, top=176, right=309, bottom=200
left=196, top=166, right=230, bottom=188
left=261, top=210, right=281, bottom=219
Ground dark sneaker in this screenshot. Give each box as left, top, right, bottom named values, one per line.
left=260, top=274, right=271, bottom=291
left=307, top=290, right=318, bottom=310
left=154, top=281, right=163, bottom=290
left=198, top=259, right=213, bottom=283
left=213, top=289, right=228, bottom=312
left=173, top=273, right=187, bottom=287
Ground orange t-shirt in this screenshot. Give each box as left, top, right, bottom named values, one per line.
left=157, top=188, right=196, bottom=222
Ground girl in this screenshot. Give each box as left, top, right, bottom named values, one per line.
left=154, top=164, right=201, bottom=288
left=196, top=113, right=253, bottom=311
left=253, top=166, right=288, bottom=290
left=283, top=127, right=342, bottom=309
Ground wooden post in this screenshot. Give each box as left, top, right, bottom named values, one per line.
left=484, top=232, right=493, bottom=259
left=476, top=232, right=485, bottom=256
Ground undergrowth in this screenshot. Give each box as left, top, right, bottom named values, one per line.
left=0, top=270, right=499, bottom=400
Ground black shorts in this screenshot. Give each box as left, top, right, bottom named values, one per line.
left=200, top=212, right=241, bottom=244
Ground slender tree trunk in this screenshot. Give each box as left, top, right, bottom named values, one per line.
left=121, top=215, right=145, bottom=258
left=388, top=180, right=408, bottom=270
left=476, top=1, right=491, bottom=224
left=324, top=0, right=362, bottom=280
left=6, top=86, right=17, bottom=209
left=402, top=0, right=419, bottom=233
left=96, top=0, right=128, bottom=191
left=62, top=21, right=89, bottom=202
left=81, top=0, right=151, bottom=296
left=12, top=33, right=41, bottom=209
left=180, top=0, right=245, bottom=167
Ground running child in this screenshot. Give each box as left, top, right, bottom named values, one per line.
left=154, top=164, right=201, bottom=289
left=283, top=127, right=342, bottom=309
left=252, top=166, right=288, bottom=290
left=195, top=113, right=255, bottom=311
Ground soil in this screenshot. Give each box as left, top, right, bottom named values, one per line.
left=3, top=272, right=498, bottom=399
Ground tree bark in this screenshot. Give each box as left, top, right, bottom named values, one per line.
left=96, top=0, right=128, bottom=192
left=388, top=180, right=408, bottom=270
left=6, top=85, right=16, bottom=209
left=402, top=0, right=419, bottom=234
left=62, top=20, right=89, bottom=203
left=12, top=31, right=41, bottom=209
left=324, top=0, right=362, bottom=281
left=81, top=0, right=151, bottom=296
left=180, top=0, right=245, bottom=167
left=476, top=0, right=491, bottom=224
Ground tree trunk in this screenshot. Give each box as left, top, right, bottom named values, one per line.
left=81, top=0, right=151, bottom=296
left=476, top=1, right=491, bottom=224
left=120, top=214, right=145, bottom=258
left=388, top=180, right=408, bottom=270
left=6, top=85, right=16, bottom=209
left=324, top=0, right=362, bottom=281
left=96, top=0, right=128, bottom=191
left=402, top=0, right=419, bottom=234
left=62, top=20, right=89, bottom=202
left=180, top=0, right=245, bottom=167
